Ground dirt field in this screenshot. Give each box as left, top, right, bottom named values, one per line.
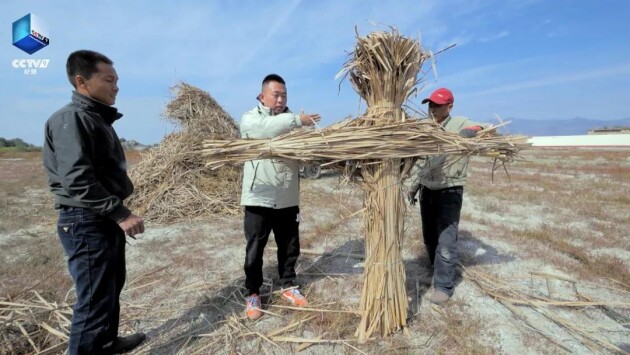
left=1, top=148, right=629, bottom=354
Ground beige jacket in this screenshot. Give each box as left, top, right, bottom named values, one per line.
left=240, top=103, right=303, bottom=208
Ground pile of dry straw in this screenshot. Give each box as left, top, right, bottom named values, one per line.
left=127, top=83, right=242, bottom=223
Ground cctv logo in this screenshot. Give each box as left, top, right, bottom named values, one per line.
left=12, top=59, right=49, bottom=68
left=12, top=13, right=50, bottom=75
left=13, top=13, right=50, bottom=54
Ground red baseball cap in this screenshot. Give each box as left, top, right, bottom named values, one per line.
left=421, top=88, right=454, bottom=105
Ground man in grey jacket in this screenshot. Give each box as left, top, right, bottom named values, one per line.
left=408, top=88, right=488, bottom=305
left=240, top=74, right=320, bottom=320
left=43, top=50, right=145, bottom=354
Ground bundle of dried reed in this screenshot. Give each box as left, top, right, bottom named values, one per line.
left=127, top=83, right=242, bottom=223
left=201, top=119, right=528, bottom=168
left=339, top=28, right=425, bottom=342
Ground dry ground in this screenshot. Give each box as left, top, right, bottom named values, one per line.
left=0, top=148, right=628, bottom=354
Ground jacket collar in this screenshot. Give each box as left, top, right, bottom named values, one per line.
left=257, top=102, right=290, bottom=116
left=72, top=91, right=123, bottom=124
left=439, top=114, right=452, bottom=127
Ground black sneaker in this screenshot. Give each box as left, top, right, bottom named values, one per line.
left=111, top=332, right=146, bottom=354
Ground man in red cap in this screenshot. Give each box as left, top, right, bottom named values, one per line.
left=408, top=87, right=488, bottom=305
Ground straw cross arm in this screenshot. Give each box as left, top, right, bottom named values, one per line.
left=201, top=120, right=530, bottom=168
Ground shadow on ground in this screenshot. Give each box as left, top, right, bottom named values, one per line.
left=144, top=231, right=515, bottom=353
left=143, top=240, right=364, bottom=353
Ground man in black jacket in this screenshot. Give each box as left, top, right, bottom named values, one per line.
left=43, top=50, right=146, bottom=354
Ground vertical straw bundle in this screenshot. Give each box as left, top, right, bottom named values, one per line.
left=338, top=29, right=429, bottom=341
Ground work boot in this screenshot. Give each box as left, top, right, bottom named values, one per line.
left=429, top=289, right=450, bottom=305
left=111, top=332, right=146, bottom=354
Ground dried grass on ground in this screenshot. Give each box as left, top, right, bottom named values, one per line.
left=0, top=292, right=73, bottom=354
left=0, top=148, right=629, bottom=353
left=127, top=83, right=242, bottom=223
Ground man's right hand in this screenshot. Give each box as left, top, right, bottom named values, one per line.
left=300, top=111, right=321, bottom=126
left=119, top=213, right=145, bottom=237
left=408, top=190, right=418, bottom=205
left=459, top=125, right=483, bottom=138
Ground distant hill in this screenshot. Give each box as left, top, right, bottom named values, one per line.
left=0, top=137, right=40, bottom=152
left=0, top=136, right=149, bottom=151
left=0, top=137, right=36, bottom=148
left=499, top=117, right=630, bottom=136
left=119, top=138, right=149, bottom=151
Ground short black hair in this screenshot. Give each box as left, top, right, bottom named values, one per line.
left=66, top=50, right=113, bottom=88
left=262, top=73, right=285, bottom=86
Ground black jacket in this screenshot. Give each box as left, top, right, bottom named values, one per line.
left=43, top=91, right=133, bottom=222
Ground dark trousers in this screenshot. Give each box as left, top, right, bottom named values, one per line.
left=244, top=206, right=300, bottom=295
left=57, top=207, right=126, bottom=355
left=420, top=185, right=463, bottom=296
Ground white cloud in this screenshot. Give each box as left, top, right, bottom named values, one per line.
left=232, top=0, right=302, bottom=73
left=479, top=30, right=510, bottom=42
left=547, top=27, right=569, bottom=38
left=461, top=64, right=630, bottom=98
left=434, top=33, right=473, bottom=52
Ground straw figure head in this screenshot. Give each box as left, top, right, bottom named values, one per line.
left=338, top=28, right=430, bottom=118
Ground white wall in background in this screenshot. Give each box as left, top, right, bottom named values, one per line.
left=527, top=134, right=630, bottom=147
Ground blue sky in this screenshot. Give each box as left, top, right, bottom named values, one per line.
left=2, top=0, right=629, bottom=145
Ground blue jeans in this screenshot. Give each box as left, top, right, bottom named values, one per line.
left=420, top=186, right=463, bottom=296
left=57, top=207, right=126, bottom=355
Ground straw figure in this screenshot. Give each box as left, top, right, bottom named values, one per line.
left=201, top=29, right=529, bottom=341
left=338, top=29, right=424, bottom=341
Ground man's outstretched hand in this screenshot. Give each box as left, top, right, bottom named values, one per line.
left=300, top=110, right=321, bottom=126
